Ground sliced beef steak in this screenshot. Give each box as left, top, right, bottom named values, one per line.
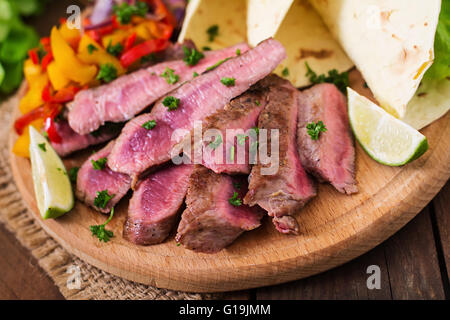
left=244, top=75, right=316, bottom=235
left=188, top=85, right=268, bottom=174
left=176, top=166, right=263, bottom=253
left=297, top=83, right=357, bottom=194
left=76, top=142, right=131, bottom=213
left=50, top=120, right=120, bottom=157
left=124, top=164, right=194, bottom=245
left=68, top=43, right=249, bottom=135
left=108, top=39, right=287, bottom=178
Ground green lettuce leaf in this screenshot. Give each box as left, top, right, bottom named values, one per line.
left=423, top=0, right=450, bottom=81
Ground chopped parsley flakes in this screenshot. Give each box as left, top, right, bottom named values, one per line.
left=162, top=96, right=180, bottom=111
left=113, top=1, right=148, bottom=24
left=97, top=64, right=118, bottom=83
left=87, top=44, right=98, bottom=54
left=91, top=157, right=107, bottom=170
left=206, top=25, right=219, bottom=42
left=142, top=120, right=156, bottom=130
left=93, top=190, right=115, bottom=209
left=305, top=62, right=349, bottom=93
left=37, top=143, right=46, bottom=152
left=206, top=57, right=231, bottom=72
left=306, top=120, right=327, bottom=140
left=228, top=192, right=242, bottom=207
left=183, top=46, right=204, bottom=66
left=90, top=207, right=115, bottom=243
left=106, top=41, right=124, bottom=57
left=282, top=67, right=289, bottom=77
left=220, top=77, right=235, bottom=87
left=68, top=167, right=79, bottom=184
left=160, top=67, right=179, bottom=84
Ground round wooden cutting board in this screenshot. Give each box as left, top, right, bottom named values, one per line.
left=8, top=70, right=450, bottom=293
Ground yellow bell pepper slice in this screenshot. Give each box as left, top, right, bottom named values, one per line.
left=59, top=22, right=81, bottom=48
left=12, top=119, right=44, bottom=158
left=51, top=27, right=97, bottom=85
left=77, top=35, right=126, bottom=75
left=19, top=73, right=49, bottom=114
left=47, top=61, right=71, bottom=91
left=134, top=22, right=152, bottom=40
left=24, top=58, right=43, bottom=83
left=101, top=29, right=129, bottom=49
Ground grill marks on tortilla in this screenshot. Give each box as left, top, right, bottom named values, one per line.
left=68, top=43, right=250, bottom=135
left=107, top=38, right=287, bottom=178
left=124, top=164, right=194, bottom=245
left=297, top=83, right=357, bottom=194
left=176, top=166, right=263, bottom=253
left=244, top=75, right=316, bottom=235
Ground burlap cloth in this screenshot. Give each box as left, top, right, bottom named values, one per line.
left=0, top=95, right=217, bottom=300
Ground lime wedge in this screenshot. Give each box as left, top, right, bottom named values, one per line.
left=29, top=126, right=74, bottom=219
left=347, top=88, right=428, bottom=166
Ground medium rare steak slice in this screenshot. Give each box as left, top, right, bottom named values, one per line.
left=68, top=43, right=249, bottom=135
left=188, top=85, right=268, bottom=174
left=297, top=83, right=357, bottom=194
left=176, top=166, right=263, bottom=253
left=50, top=120, right=120, bottom=157
left=76, top=142, right=131, bottom=213
left=124, top=164, right=194, bottom=245
left=108, top=39, right=287, bottom=178
left=244, top=75, right=316, bottom=235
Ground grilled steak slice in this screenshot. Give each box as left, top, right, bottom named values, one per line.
left=50, top=120, right=120, bottom=157
left=176, top=166, right=263, bottom=253
left=297, top=83, right=357, bottom=194
left=76, top=142, right=131, bottom=213
left=108, top=39, right=287, bottom=177
left=244, top=75, right=316, bottom=235
left=188, top=85, right=268, bottom=174
left=124, top=164, right=194, bottom=245
left=68, top=43, right=249, bottom=135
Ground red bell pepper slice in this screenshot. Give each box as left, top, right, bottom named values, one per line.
left=44, top=105, right=63, bottom=143
left=125, top=32, right=137, bottom=51
left=51, top=86, right=81, bottom=104
left=41, top=51, right=53, bottom=71
left=14, top=106, right=45, bottom=135
left=120, top=38, right=169, bottom=68
left=42, top=82, right=52, bottom=102
left=28, top=49, right=39, bottom=65
left=148, top=0, right=177, bottom=28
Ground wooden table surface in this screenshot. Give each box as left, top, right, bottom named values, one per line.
left=0, top=1, right=448, bottom=300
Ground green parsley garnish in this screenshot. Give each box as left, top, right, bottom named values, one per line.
left=305, top=62, right=349, bottom=93
left=160, top=67, right=179, bottom=84
left=202, top=46, right=211, bottom=51
left=141, top=53, right=156, bottom=64
left=93, top=190, right=115, bottom=209
left=282, top=67, right=289, bottom=77
left=255, top=100, right=261, bottom=106
left=306, top=120, right=327, bottom=140
left=207, top=25, right=219, bottom=42
left=37, top=143, right=46, bottom=152
left=87, top=44, right=98, bottom=54
left=90, top=207, right=115, bottom=243
left=91, top=157, right=107, bottom=170
left=221, top=77, right=235, bottom=87
left=183, top=46, right=204, bottom=66
left=162, top=96, right=180, bottom=111
left=142, top=120, right=156, bottom=130
left=97, top=64, right=118, bottom=83
left=208, top=135, right=223, bottom=149
left=236, top=49, right=241, bottom=56
left=228, top=192, right=242, bottom=207
left=205, top=57, right=231, bottom=72
left=193, top=71, right=199, bottom=78
left=68, top=167, right=79, bottom=184
left=113, top=1, right=148, bottom=24
left=176, top=242, right=181, bottom=247
left=106, top=41, right=124, bottom=57
left=251, top=127, right=260, bottom=135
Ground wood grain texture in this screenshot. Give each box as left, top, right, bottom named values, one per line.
left=8, top=70, right=450, bottom=293
left=433, top=183, right=450, bottom=283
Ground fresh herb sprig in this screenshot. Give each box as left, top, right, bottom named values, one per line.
left=97, top=64, right=118, bottom=83
left=221, top=77, right=235, bottom=87
left=306, top=120, right=327, bottom=140
left=68, top=167, right=79, bottom=184
left=162, top=96, right=180, bottom=110
left=142, top=120, right=156, bottom=130
left=183, top=46, right=204, bottom=66
left=305, top=62, right=349, bottom=93
left=91, top=157, right=107, bottom=170
left=90, top=208, right=115, bottom=242
left=229, top=192, right=242, bottom=207
left=94, top=190, right=115, bottom=209
left=113, top=1, right=149, bottom=24
left=160, top=67, right=179, bottom=84
left=207, top=25, right=219, bottom=42
left=106, top=41, right=124, bottom=57
left=87, top=44, right=98, bottom=54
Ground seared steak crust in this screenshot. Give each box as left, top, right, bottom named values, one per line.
left=244, top=75, right=316, bottom=234
left=297, top=83, right=357, bottom=194
left=176, top=166, right=263, bottom=253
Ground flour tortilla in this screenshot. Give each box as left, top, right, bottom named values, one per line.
left=247, top=0, right=354, bottom=87
left=309, top=0, right=442, bottom=119
left=178, top=0, right=247, bottom=51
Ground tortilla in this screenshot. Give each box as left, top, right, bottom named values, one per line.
left=309, top=0, right=442, bottom=118
left=248, top=0, right=354, bottom=87
left=178, top=0, right=247, bottom=51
